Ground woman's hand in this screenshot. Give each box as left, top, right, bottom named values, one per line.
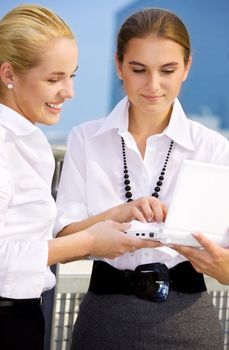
left=170, top=232, right=229, bottom=285
left=86, top=219, right=161, bottom=259
left=109, top=197, right=167, bottom=224
left=58, top=197, right=167, bottom=238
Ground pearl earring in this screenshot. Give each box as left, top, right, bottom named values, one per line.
left=7, top=83, right=13, bottom=89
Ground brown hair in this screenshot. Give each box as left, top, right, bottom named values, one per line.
left=117, top=8, right=191, bottom=65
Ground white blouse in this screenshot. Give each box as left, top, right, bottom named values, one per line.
left=0, top=104, right=56, bottom=298
left=55, top=97, right=229, bottom=270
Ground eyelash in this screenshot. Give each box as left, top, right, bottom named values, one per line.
left=132, top=69, right=145, bottom=74
left=48, top=74, right=76, bottom=83
left=162, top=70, right=175, bottom=74
left=132, top=69, right=175, bottom=75
left=48, top=79, right=59, bottom=83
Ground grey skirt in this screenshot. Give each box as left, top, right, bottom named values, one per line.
left=70, top=291, right=223, bottom=350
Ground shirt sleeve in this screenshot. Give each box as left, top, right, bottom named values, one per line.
left=0, top=152, right=11, bottom=230
left=0, top=240, right=48, bottom=298
left=0, top=149, right=49, bottom=298
left=54, top=127, right=88, bottom=236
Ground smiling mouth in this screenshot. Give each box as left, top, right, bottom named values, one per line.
left=142, top=95, right=162, bottom=100
left=45, top=102, right=63, bottom=110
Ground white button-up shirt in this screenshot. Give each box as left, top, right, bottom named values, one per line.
left=0, top=104, right=56, bottom=298
left=55, top=97, right=229, bottom=270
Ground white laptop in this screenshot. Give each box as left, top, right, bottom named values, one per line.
left=127, top=160, right=229, bottom=247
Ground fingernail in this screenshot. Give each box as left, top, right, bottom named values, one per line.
left=192, top=232, right=199, bottom=238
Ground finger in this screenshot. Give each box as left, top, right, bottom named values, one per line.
left=132, top=237, right=161, bottom=249
left=104, top=220, right=131, bottom=233
left=139, top=239, right=161, bottom=248
left=131, top=206, right=147, bottom=223
left=191, top=232, right=220, bottom=256
left=169, top=244, right=196, bottom=255
left=189, top=261, right=205, bottom=274
left=161, top=204, right=168, bottom=221
left=115, top=222, right=131, bottom=232
left=138, top=199, right=154, bottom=222
left=148, top=197, right=164, bottom=222
left=168, top=244, right=201, bottom=262
left=169, top=243, right=212, bottom=271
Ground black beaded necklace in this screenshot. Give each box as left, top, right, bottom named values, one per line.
left=121, top=137, right=174, bottom=202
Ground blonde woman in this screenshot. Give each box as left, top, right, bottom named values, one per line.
left=0, top=5, right=161, bottom=349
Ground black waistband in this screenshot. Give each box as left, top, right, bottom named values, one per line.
left=0, top=297, right=41, bottom=307
left=89, top=261, right=206, bottom=296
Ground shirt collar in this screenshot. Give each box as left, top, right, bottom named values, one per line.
left=164, top=99, right=195, bottom=151
left=93, top=96, right=195, bottom=151
left=0, top=103, right=38, bottom=136
left=93, top=96, right=129, bottom=137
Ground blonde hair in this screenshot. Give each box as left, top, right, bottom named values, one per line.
left=0, top=4, right=75, bottom=74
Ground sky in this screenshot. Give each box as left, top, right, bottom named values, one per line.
left=1, top=0, right=134, bottom=142
left=1, top=0, right=229, bottom=142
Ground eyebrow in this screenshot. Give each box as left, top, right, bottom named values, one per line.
left=128, top=61, right=179, bottom=68
left=128, top=61, right=146, bottom=67
left=49, top=66, right=79, bottom=76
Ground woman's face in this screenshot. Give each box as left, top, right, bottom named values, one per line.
left=116, top=35, right=191, bottom=120
left=9, top=37, right=78, bottom=125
